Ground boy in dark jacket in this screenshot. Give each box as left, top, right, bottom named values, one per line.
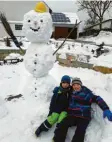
left=35, top=75, right=71, bottom=137
left=53, top=77, right=112, bottom=142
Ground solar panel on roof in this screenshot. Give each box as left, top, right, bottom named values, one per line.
left=51, top=13, right=70, bottom=23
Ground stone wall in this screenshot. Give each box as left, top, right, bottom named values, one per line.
left=57, top=53, right=112, bottom=74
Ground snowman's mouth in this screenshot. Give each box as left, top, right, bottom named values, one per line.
left=30, top=27, right=40, bottom=32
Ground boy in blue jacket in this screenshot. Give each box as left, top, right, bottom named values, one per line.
left=53, top=77, right=112, bottom=142
left=35, top=75, right=71, bottom=137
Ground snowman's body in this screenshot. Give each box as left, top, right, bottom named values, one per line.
left=24, top=43, right=55, bottom=78
left=23, top=42, right=56, bottom=101
left=22, top=10, right=56, bottom=105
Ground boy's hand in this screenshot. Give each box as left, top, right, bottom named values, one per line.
left=103, top=109, right=112, bottom=121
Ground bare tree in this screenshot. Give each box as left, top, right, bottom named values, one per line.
left=78, top=0, right=112, bottom=30
left=85, top=10, right=98, bottom=27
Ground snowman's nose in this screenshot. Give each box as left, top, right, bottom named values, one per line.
left=34, top=21, right=38, bottom=26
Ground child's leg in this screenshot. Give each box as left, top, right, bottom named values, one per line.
left=47, top=112, right=59, bottom=125
left=53, top=116, right=76, bottom=142
left=54, top=111, right=67, bottom=136
left=71, top=118, right=90, bottom=142
left=57, top=111, right=67, bottom=124
left=35, top=112, right=59, bottom=137
left=35, top=119, right=50, bottom=137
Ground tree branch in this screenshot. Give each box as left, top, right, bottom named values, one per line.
left=78, top=0, right=112, bottom=28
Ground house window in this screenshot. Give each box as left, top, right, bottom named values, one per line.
left=15, top=24, right=22, bottom=30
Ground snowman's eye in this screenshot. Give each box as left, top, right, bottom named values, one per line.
left=40, top=19, right=43, bottom=23
left=28, top=20, right=31, bottom=23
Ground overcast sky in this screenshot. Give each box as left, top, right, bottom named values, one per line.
left=0, top=0, right=89, bottom=31
left=0, top=0, right=87, bottom=18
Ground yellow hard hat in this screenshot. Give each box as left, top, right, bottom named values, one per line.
left=34, top=2, right=47, bottom=13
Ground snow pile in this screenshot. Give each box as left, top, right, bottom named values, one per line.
left=0, top=63, right=112, bottom=142
left=51, top=40, right=92, bottom=56
left=5, top=53, right=23, bottom=60
left=86, top=31, right=112, bottom=45
left=59, top=53, right=66, bottom=59
left=50, top=63, right=112, bottom=142
left=84, top=31, right=112, bottom=67
left=90, top=51, right=112, bottom=68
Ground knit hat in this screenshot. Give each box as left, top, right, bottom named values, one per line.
left=72, top=77, right=82, bottom=86
left=61, top=75, right=71, bottom=84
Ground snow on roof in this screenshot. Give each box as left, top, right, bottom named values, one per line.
left=63, top=12, right=80, bottom=24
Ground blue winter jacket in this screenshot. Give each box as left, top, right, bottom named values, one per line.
left=48, top=86, right=71, bottom=115
left=68, top=86, right=109, bottom=119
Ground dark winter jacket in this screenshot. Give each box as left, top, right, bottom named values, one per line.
left=48, top=86, right=71, bottom=115
left=68, top=86, right=109, bottom=119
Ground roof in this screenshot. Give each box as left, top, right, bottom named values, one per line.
left=64, top=12, right=80, bottom=24
left=52, top=12, right=80, bottom=26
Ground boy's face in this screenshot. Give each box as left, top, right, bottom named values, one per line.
left=72, top=83, right=81, bottom=91
left=61, top=82, right=70, bottom=88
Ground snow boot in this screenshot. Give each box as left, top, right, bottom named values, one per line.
left=35, top=126, right=42, bottom=137
left=35, top=120, right=52, bottom=137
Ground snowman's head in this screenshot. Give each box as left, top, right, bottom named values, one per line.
left=22, top=10, right=53, bottom=43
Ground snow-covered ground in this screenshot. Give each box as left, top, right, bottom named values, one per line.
left=1, top=31, right=112, bottom=68
left=0, top=38, right=29, bottom=50
left=0, top=62, right=112, bottom=142
left=0, top=31, right=112, bottom=142
left=5, top=53, right=23, bottom=60
left=50, top=31, right=112, bottom=68
left=85, top=31, right=112, bottom=45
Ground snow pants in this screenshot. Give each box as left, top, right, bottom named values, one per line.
left=47, top=111, right=67, bottom=125
left=53, top=115, right=90, bottom=142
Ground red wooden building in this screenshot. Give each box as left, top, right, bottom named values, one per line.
left=51, top=12, right=80, bottom=39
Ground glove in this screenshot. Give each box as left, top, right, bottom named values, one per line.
left=103, top=109, right=112, bottom=121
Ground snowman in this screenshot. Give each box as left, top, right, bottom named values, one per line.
left=22, top=1, right=56, bottom=113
